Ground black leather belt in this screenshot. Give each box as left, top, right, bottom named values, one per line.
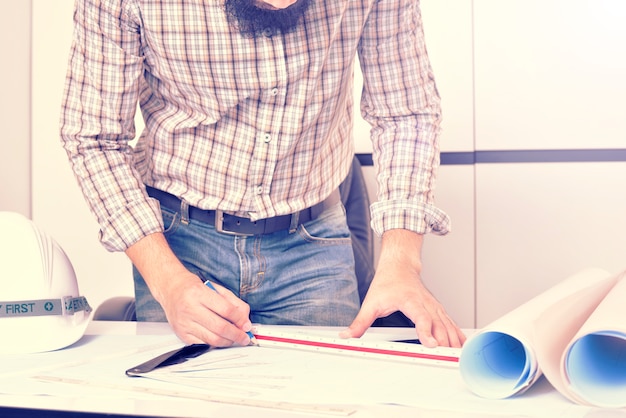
left=146, top=186, right=340, bottom=236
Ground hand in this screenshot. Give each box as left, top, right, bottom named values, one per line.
left=158, top=270, right=254, bottom=347
left=126, top=233, right=253, bottom=347
left=340, top=230, right=466, bottom=348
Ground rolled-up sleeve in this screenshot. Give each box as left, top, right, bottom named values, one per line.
left=60, top=0, right=163, bottom=252
left=357, top=0, right=450, bottom=236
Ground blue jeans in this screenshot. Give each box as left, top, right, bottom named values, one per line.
left=133, top=201, right=360, bottom=326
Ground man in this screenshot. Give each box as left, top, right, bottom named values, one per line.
left=60, top=0, right=466, bottom=348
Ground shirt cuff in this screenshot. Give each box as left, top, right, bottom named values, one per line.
left=98, top=197, right=164, bottom=252
left=370, top=200, right=451, bottom=237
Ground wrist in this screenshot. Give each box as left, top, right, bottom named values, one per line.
left=379, top=229, right=424, bottom=273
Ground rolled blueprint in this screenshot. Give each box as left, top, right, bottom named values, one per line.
left=459, top=268, right=626, bottom=407
left=538, top=274, right=626, bottom=408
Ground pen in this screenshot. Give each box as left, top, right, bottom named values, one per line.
left=198, top=272, right=258, bottom=346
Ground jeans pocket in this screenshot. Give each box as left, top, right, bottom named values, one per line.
left=161, top=206, right=181, bottom=235
left=298, top=203, right=352, bottom=244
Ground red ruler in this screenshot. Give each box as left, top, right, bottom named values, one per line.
left=254, top=329, right=460, bottom=367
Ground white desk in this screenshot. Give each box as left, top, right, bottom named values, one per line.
left=0, top=321, right=620, bottom=418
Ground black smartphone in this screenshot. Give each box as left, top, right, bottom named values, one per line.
left=393, top=339, right=421, bottom=344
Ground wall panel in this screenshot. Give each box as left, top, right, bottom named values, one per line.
left=475, top=162, right=626, bottom=326
left=0, top=2, right=31, bottom=217
left=474, top=0, right=626, bottom=150
left=32, top=0, right=134, bottom=312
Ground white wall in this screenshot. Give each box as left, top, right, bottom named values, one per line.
left=0, top=1, right=31, bottom=218
left=31, top=1, right=135, bottom=312
left=473, top=0, right=626, bottom=325
left=474, top=0, right=626, bottom=150
left=7, top=0, right=625, bottom=329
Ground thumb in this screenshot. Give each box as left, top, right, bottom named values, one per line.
left=339, top=307, right=376, bottom=339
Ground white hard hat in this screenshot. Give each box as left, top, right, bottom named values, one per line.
left=0, top=212, right=91, bottom=354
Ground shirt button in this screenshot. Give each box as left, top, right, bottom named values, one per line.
left=263, top=28, right=273, bottom=37
left=255, top=186, right=264, bottom=195
left=263, top=133, right=272, bottom=143
left=270, top=87, right=279, bottom=96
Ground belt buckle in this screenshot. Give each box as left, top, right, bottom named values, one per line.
left=214, top=210, right=254, bottom=236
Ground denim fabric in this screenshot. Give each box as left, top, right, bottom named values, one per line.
left=133, top=202, right=360, bottom=326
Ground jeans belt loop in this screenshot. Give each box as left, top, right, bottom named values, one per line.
left=288, top=211, right=300, bottom=234
left=180, top=200, right=190, bottom=225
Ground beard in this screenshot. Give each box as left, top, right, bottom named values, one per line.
left=224, top=0, right=312, bottom=38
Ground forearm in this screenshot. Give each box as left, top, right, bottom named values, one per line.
left=124, top=232, right=189, bottom=305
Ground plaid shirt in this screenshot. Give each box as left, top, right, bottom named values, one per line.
left=60, top=0, right=450, bottom=252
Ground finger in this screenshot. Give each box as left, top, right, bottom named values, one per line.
left=396, top=300, right=439, bottom=347
left=188, top=311, right=250, bottom=347
left=214, top=286, right=254, bottom=331
left=444, top=322, right=467, bottom=348
left=430, top=318, right=451, bottom=348
left=432, top=309, right=466, bottom=348
left=414, top=315, right=438, bottom=348
left=339, top=305, right=376, bottom=339
left=197, top=285, right=253, bottom=343
left=439, top=323, right=465, bottom=349
left=177, top=326, right=236, bottom=347
left=174, top=330, right=225, bottom=347
left=458, top=329, right=468, bottom=346
left=198, top=304, right=252, bottom=346
left=423, top=309, right=467, bottom=348
left=445, top=330, right=464, bottom=349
